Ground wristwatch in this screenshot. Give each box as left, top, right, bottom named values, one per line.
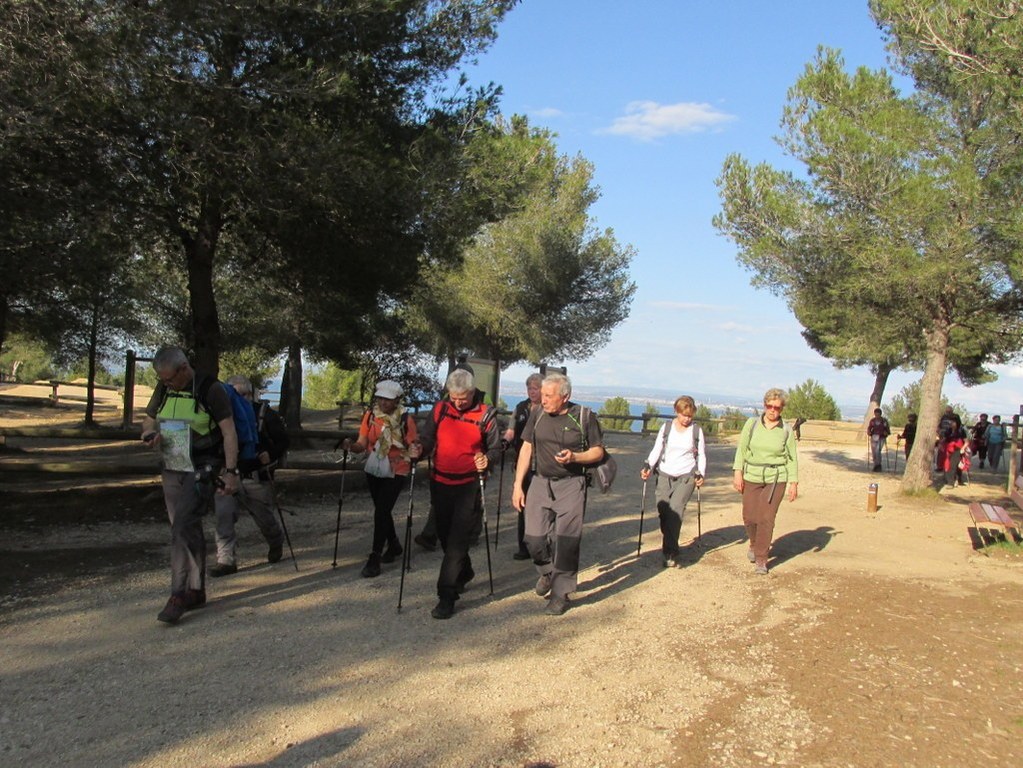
left=222, top=467, right=240, bottom=476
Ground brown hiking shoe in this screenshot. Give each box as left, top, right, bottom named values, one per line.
left=157, top=590, right=204, bottom=624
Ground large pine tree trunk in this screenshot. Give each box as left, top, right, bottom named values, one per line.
left=0, top=292, right=8, bottom=360
left=282, top=340, right=303, bottom=428
left=84, top=303, right=99, bottom=426
left=902, top=326, right=950, bottom=492
left=184, top=208, right=223, bottom=376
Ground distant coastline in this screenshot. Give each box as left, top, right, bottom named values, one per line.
left=260, top=379, right=867, bottom=425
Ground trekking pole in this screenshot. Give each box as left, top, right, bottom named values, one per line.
left=696, top=484, right=702, bottom=544
left=477, top=472, right=494, bottom=596
left=266, top=469, right=299, bottom=572
left=637, top=477, right=647, bottom=557
left=397, top=463, right=416, bottom=613
left=332, top=449, right=349, bottom=569
left=494, top=444, right=506, bottom=546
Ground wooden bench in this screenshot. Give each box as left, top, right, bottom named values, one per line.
left=967, top=502, right=1021, bottom=547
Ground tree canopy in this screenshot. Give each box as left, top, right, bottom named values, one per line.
left=714, top=47, right=1023, bottom=490
left=783, top=379, right=841, bottom=421
left=2, top=1, right=520, bottom=379
left=406, top=118, right=636, bottom=368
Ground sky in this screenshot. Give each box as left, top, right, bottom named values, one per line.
left=454, top=0, right=1023, bottom=420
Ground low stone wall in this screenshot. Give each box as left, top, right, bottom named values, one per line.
left=797, top=420, right=869, bottom=445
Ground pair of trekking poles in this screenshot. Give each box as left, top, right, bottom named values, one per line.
left=330, top=449, right=495, bottom=613
left=636, top=476, right=702, bottom=557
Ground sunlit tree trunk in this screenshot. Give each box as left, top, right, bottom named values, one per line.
left=903, top=324, right=950, bottom=492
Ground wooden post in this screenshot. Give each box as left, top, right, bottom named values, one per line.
left=122, top=350, right=136, bottom=430
left=1009, top=409, right=1022, bottom=496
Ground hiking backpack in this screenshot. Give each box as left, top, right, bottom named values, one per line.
left=224, top=384, right=259, bottom=464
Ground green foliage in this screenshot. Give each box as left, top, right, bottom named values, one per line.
left=0, top=334, right=55, bottom=382
left=599, top=396, right=633, bottom=431
left=219, top=348, right=280, bottom=394
left=784, top=379, right=841, bottom=421
left=303, top=364, right=369, bottom=411
left=714, top=43, right=1023, bottom=491
left=64, top=359, right=119, bottom=387
left=720, top=408, right=748, bottom=432
left=695, top=404, right=717, bottom=436
left=643, top=403, right=663, bottom=433
left=884, top=380, right=966, bottom=430
left=407, top=118, right=636, bottom=366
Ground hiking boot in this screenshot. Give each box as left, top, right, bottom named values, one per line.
left=209, top=562, right=237, bottom=578
left=746, top=548, right=756, bottom=563
left=381, top=541, right=403, bottom=564
left=431, top=599, right=455, bottom=620
left=361, top=553, right=382, bottom=578
left=185, top=589, right=206, bottom=610
left=872, top=464, right=882, bottom=472
left=455, top=564, right=475, bottom=594
left=513, top=547, right=531, bottom=561
left=535, top=572, right=552, bottom=597
left=267, top=542, right=283, bottom=564
left=754, top=563, right=769, bottom=575
left=545, top=596, right=569, bottom=616
left=157, top=590, right=204, bottom=624
left=663, top=555, right=678, bottom=568
left=414, top=533, right=437, bottom=552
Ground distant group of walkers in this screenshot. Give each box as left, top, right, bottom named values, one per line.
left=864, top=404, right=1008, bottom=487
left=141, top=345, right=803, bottom=625
left=932, top=406, right=1008, bottom=487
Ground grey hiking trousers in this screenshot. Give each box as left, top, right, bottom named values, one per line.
left=161, top=470, right=214, bottom=595
left=213, top=478, right=283, bottom=566
left=523, top=474, right=586, bottom=601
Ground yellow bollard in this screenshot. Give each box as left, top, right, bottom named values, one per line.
left=867, top=482, right=878, bottom=514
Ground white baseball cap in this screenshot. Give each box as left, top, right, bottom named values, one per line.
left=374, top=380, right=403, bottom=400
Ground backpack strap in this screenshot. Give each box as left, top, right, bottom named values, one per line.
left=693, top=424, right=701, bottom=476
left=654, top=420, right=701, bottom=475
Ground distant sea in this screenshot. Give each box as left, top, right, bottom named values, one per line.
left=260, top=379, right=866, bottom=430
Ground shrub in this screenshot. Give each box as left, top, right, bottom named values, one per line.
left=884, top=380, right=967, bottom=429
left=721, top=407, right=748, bottom=432
left=599, top=396, right=633, bottom=431
left=784, top=379, right=841, bottom=421
left=695, top=404, right=717, bottom=436
left=643, top=403, right=663, bottom=433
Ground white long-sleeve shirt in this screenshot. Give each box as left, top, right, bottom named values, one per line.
left=646, top=421, right=706, bottom=478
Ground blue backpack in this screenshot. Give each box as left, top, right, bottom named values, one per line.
left=225, top=384, right=259, bottom=463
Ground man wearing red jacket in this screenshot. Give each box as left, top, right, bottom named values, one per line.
left=417, top=368, right=501, bottom=619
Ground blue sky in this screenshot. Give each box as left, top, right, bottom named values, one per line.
left=458, top=0, right=1023, bottom=420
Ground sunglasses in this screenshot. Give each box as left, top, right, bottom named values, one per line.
left=763, top=404, right=783, bottom=411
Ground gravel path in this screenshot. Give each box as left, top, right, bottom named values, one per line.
left=3, top=431, right=1023, bottom=767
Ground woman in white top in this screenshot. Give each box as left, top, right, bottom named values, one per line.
left=640, top=395, right=707, bottom=567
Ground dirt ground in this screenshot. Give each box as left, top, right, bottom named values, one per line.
left=2, top=401, right=1023, bottom=768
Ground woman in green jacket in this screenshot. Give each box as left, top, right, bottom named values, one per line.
left=732, top=388, right=798, bottom=574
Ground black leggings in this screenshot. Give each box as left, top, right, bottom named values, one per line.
left=366, top=473, right=404, bottom=553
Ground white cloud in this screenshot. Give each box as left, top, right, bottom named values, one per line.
left=649, top=300, right=728, bottom=312
left=531, top=106, right=564, bottom=118
left=719, top=321, right=756, bottom=333
left=603, top=100, right=736, bottom=141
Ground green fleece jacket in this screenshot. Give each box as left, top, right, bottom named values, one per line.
left=732, top=416, right=798, bottom=484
